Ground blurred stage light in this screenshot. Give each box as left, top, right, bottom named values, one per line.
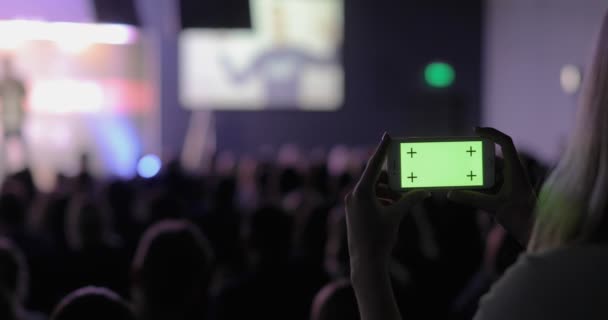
left=30, top=80, right=104, bottom=113
left=560, top=64, right=582, bottom=94
left=0, top=32, right=25, bottom=49
left=0, top=20, right=137, bottom=49
left=424, top=62, right=455, bottom=88
left=30, top=78, right=152, bottom=114
left=56, top=38, right=93, bottom=54
left=137, top=154, right=161, bottom=178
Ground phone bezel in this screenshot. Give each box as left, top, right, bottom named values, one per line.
left=387, top=136, right=495, bottom=191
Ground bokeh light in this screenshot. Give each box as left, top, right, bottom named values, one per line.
left=137, top=154, right=162, bottom=178
left=424, top=62, right=455, bottom=88
left=560, top=64, right=582, bottom=94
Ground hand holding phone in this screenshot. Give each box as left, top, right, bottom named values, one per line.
left=346, top=133, right=431, bottom=261
left=386, top=128, right=536, bottom=246
left=388, top=137, right=495, bottom=190
left=446, top=127, right=537, bottom=247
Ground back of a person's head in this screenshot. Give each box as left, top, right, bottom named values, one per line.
left=65, top=196, right=111, bottom=251
left=0, top=238, right=27, bottom=303
left=530, top=10, right=608, bottom=252
left=132, top=220, right=214, bottom=313
left=311, top=279, right=359, bottom=320
left=51, top=286, right=134, bottom=320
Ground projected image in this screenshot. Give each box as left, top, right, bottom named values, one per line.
left=179, top=0, right=343, bottom=110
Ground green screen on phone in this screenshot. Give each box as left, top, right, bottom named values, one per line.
left=400, top=141, right=484, bottom=188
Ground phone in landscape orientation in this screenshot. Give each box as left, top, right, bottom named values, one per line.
left=388, top=137, right=495, bottom=190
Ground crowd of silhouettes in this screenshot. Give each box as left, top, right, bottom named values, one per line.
left=0, top=144, right=549, bottom=320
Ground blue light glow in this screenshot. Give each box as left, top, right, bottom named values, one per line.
left=137, top=154, right=161, bottom=178
left=89, top=116, right=140, bottom=178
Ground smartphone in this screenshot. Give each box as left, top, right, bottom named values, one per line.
left=388, top=137, right=495, bottom=190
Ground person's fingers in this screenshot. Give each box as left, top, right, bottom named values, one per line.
left=476, top=127, right=520, bottom=166
left=475, top=127, right=509, bottom=143
left=447, top=189, right=497, bottom=210
left=356, top=132, right=391, bottom=193
left=476, top=127, right=524, bottom=190
left=388, top=190, right=431, bottom=219
left=476, top=127, right=512, bottom=158
left=376, top=184, right=402, bottom=202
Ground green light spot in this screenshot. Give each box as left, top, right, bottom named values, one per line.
left=400, top=141, right=483, bottom=188
left=424, top=62, right=455, bottom=88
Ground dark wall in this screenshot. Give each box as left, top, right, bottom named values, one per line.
left=161, top=0, right=483, bottom=155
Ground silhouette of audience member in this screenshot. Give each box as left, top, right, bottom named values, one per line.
left=215, top=205, right=318, bottom=320
left=65, top=197, right=117, bottom=252
left=0, top=193, right=26, bottom=237
left=199, top=175, right=243, bottom=292
left=290, top=203, right=332, bottom=316
left=63, top=196, right=128, bottom=298
left=131, top=220, right=214, bottom=320
left=50, top=286, right=134, bottom=320
left=75, top=153, right=94, bottom=194
left=0, top=57, right=26, bottom=141
left=310, top=279, right=359, bottom=320
left=105, top=181, right=136, bottom=235
left=0, top=238, right=45, bottom=320
left=0, top=57, right=27, bottom=173
left=25, top=193, right=70, bottom=312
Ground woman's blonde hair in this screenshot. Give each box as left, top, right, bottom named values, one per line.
left=528, top=11, right=608, bottom=252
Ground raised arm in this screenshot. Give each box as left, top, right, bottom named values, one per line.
left=345, top=132, right=430, bottom=320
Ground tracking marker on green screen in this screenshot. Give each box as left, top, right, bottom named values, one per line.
left=400, top=141, right=483, bottom=188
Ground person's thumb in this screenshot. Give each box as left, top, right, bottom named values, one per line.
left=388, top=190, right=431, bottom=221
